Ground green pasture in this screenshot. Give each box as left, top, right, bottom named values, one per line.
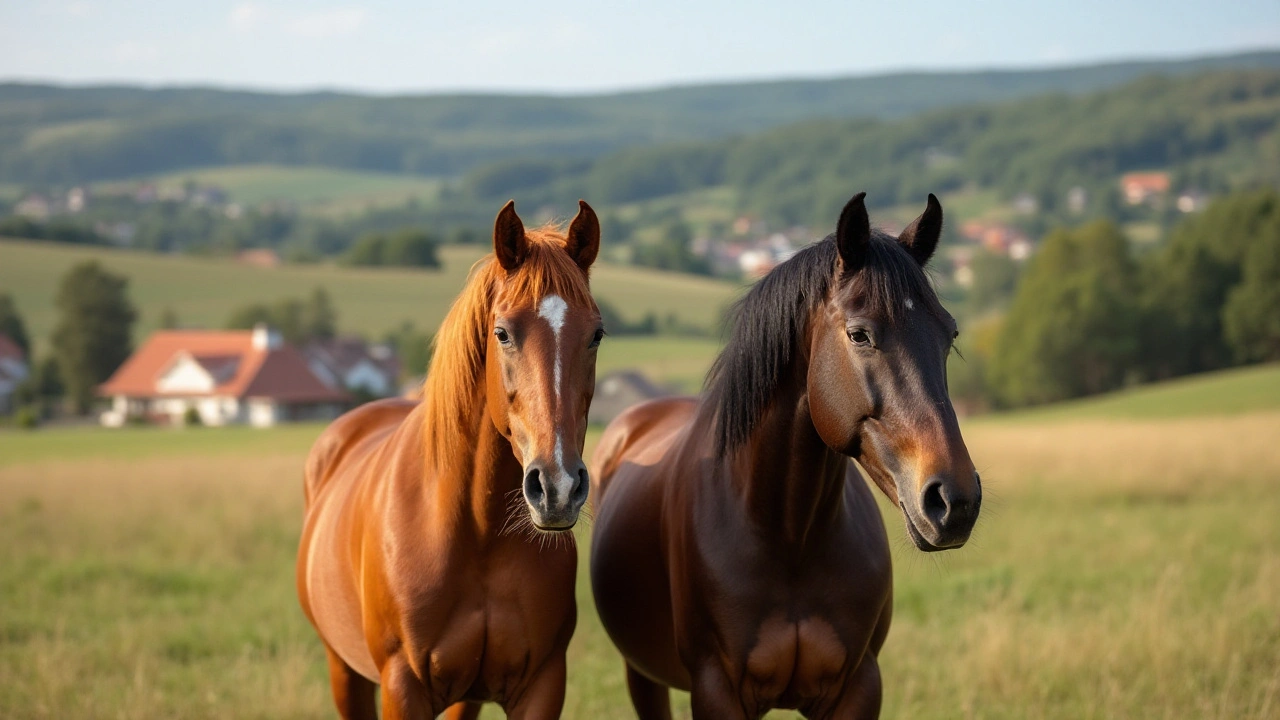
left=1, top=368, right=1279, bottom=718
left=94, top=164, right=445, bottom=215
left=982, top=362, right=1280, bottom=422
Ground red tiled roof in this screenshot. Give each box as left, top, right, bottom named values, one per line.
left=98, top=330, right=348, bottom=402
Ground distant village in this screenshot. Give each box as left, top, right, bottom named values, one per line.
left=10, top=168, right=1213, bottom=288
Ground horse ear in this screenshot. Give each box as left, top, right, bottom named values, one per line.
left=836, top=192, right=870, bottom=270
left=493, top=200, right=527, bottom=271
left=565, top=199, right=600, bottom=272
left=898, top=193, right=943, bottom=266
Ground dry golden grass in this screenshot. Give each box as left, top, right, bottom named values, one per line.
left=0, top=414, right=1277, bottom=718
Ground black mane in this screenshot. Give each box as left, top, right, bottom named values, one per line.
left=704, top=232, right=946, bottom=458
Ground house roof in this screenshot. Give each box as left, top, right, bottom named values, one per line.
left=0, top=335, right=24, bottom=363
left=99, top=330, right=349, bottom=402
left=304, top=337, right=399, bottom=380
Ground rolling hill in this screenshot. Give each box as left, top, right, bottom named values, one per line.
left=3, top=50, right=1278, bottom=184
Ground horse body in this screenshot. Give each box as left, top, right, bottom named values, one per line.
left=298, top=200, right=602, bottom=719
left=299, top=399, right=577, bottom=715
left=590, top=193, right=980, bottom=719
left=591, top=387, right=893, bottom=718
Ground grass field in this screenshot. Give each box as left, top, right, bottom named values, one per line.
left=0, top=238, right=735, bottom=386
left=94, top=165, right=445, bottom=215
left=1, top=368, right=1278, bottom=718
left=983, top=362, right=1280, bottom=422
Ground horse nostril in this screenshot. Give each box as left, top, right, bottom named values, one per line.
left=921, top=480, right=948, bottom=528
left=571, top=467, right=589, bottom=505
left=524, top=468, right=544, bottom=505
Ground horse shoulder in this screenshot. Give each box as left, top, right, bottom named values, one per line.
left=591, top=396, right=698, bottom=498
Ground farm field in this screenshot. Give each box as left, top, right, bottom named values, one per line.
left=0, top=238, right=737, bottom=371
left=94, top=164, right=445, bottom=215
left=1, top=368, right=1278, bottom=718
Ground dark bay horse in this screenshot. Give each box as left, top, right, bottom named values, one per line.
left=298, top=200, right=603, bottom=719
left=589, top=192, right=981, bottom=719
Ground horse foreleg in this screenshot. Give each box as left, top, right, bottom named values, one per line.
left=625, top=661, right=673, bottom=720
left=820, top=655, right=882, bottom=720
left=324, top=645, right=377, bottom=720
left=689, top=665, right=749, bottom=720
left=502, top=655, right=567, bottom=720
left=379, top=653, right=434, bottom=720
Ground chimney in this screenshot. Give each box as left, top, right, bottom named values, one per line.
left=252, top=323, right=282, bottom=351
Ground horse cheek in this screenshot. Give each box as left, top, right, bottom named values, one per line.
left=808, top=332, right=862, bottom=455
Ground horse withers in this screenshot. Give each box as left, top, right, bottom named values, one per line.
left=589, top=192, right=981, bottom=719
left=297, top=200, right=603, bottom=719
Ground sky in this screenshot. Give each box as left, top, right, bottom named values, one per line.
left=1, top=0, right=1277, bottom=95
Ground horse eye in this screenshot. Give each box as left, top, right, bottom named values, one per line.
left=494, top=328, right=511, bottom=345
left=848, top=329, right=871, bottom=346
left=589, top=328, right=605, bottom=349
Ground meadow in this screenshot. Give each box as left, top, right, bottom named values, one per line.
left=94, top=165, right=446, bottom=216
left=1, top=366, right=1278, bottom=719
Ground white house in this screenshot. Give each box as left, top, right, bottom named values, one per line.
left=98, top=325, right=349, bottom=427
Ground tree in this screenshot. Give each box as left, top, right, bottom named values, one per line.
left=344, top=229, right=440, bottom=268
left=965, top=249, right=1020, bottom=315
left=225, top=287, right=338, bottom=346
left=1222, top=210, right=1280, bottom=362
left=51, top=261, right=137, bottom=413
left=988, top=221, right=1141, bottom=407
left=1139, top=189, right=1280, bottom=378
left=159, top=306, right=180, bottom=329
left=16, top=356, right=64, bottom=413
left=383, top=321, right=434, bottom=380
left=303, top=287, right=338, bottom=341
left=383, top=229, right=440, bottom=268
left=0, top=292, right=31, bottom=356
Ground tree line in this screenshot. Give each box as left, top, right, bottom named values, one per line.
left=456, top=70, right=1280, bottom=228
left=956, top=188, right=1280, bottom=410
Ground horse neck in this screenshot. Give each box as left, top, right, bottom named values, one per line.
left=724, top=341, right=849, bottom=548
left=425, top=379, right=524, bottom=540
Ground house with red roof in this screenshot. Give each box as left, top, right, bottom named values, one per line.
left=0, top=335, right=29, bottom=415
left=98, top=325, right=350, bottom=427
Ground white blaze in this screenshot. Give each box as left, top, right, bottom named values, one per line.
left=905, top=297, right=915, bottom=311
left=537, top=294, right=574, bottom=497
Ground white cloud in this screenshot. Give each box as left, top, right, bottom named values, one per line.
left=229, top=2, right=268, bottom=32
left=65, top=2, right=93, bottom=18
left=286, top=7, right=368, bottom=39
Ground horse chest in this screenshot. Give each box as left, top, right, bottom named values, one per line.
left=742, top=614, right=849, bottom=705
left=396, top=556, right=573, bottom=703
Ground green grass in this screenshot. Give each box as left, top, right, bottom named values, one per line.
left=0, top=423, right=326, bottom=469
left=0, top=238, right=737, bottom=379
left=2, top=408, right=1277, bottom=718
left=985, top=363, right=1280, bottom=423
left=95, top=164, right=444, bottom=215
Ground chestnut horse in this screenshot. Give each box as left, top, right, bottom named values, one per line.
left=589, top=192, right=981, bottom=719
left=297, top=200, right=603, bottom=719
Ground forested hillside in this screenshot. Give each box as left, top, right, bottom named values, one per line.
left=460, top=70, right=1280, bottom=227
left=2, top=50, right=1277, bottom=183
